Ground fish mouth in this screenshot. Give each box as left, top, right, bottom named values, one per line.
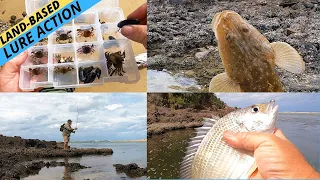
left=212, top=12, right=222, bottom=35
left=267, top=100, right=278, bottom=114
left=263, top=100, right=278, bottom=133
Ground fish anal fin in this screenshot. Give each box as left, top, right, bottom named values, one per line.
left=271, top=42, right=305, bottom=74
left=209, top=72, right=242, bottom=92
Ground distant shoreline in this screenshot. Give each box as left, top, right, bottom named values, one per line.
left=279, top=112, right=320, bottom=114
left=68, top=139, right=147, bottom=143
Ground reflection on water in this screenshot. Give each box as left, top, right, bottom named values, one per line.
left=147, top=70, right=201, bottom=92
left=147, top=113, right=320, bottom=179
left=23, top=142, right=147, bottom=180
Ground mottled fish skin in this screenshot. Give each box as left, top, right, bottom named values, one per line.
left=213, top=11, right=284, bottom=92
left=181, top=100, right=278, bottom=179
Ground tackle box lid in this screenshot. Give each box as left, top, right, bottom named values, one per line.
left=25, top=0, right=119, bottom=15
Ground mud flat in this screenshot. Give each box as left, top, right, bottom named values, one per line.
left=148, top=0, right=320, bottom=92
left=0, top=135, right=113, bottom=179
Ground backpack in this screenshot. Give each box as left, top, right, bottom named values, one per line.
left=60, top=124, right=65, bottom=132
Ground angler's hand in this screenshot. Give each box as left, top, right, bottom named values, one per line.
left=0, top=52, right=27, bottom=92
left=121, top=3, right=147, bottom=48
left=223, top=128, right=320, bottom=179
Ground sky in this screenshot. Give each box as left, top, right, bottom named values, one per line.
left=0, top=93, right=146, bottom=141
left=216, top=93, right=320, bottom=112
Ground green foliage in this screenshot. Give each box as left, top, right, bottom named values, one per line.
left=148, top=93, right=226, bottom=110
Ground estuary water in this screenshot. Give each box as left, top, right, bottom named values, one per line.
left=23, top=142, right=147, bottom=180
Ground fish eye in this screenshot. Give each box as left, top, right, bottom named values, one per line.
left=252, top=106, right=259, bottom=113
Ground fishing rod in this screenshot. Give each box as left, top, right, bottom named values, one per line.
left=68, top=98, right=79, bottom=129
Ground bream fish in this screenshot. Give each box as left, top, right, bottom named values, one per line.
left=180, top=100, right=279, bottom=179
left=209, top=10, right=305, bottom=92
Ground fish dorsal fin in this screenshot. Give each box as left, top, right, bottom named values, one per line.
left=271, top=42, right=305, bottom=74
left=180, top=117, right=220, bottom=178
left=209, top=73, right=242, bottom=92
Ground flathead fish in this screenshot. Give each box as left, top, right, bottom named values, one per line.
left=209, top=10, right=305, bottom=92
left=180, top=100, right=279, bottom=179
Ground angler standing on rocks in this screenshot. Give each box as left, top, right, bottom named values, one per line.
left=60, top=119, right=78, bottom=150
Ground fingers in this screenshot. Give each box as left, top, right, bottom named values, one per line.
left=121, top=25, right=147, bottom=48
left=223, top=131, right=270, bottom=151
left=127, top=3, right=147, bottom=25
left=2, top=51, right=28, bottom=73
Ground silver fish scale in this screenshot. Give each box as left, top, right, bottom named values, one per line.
left=191, top=113, right=255, bottom=179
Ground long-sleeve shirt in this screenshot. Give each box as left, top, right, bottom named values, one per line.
left=62, top=123, right=74, bottom=137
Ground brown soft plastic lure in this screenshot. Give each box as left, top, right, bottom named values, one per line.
left=209, top=10, right=305, bottom=92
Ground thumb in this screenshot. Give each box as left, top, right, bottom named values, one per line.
left=274, top=128, right=287, bottom=140
left=223, top=131, right=271, bottom=151
left=121, top=25, right=147, bottom=48
left=2, top=51, right=28, bottom=73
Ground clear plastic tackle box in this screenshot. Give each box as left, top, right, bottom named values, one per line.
left=19, top=0, right=140, bottom=91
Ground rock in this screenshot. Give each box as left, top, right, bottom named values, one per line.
left=3, top=161, right=88, bottom=179
left=0, top=135, right=111, bottom=179
left=303, top=2, right=315, bottom=9
left=148, top=0, right=320, bottom=92
left=279, top=0, right=299, bottom=7
left=286, top=28, right=297, bottom=36
left=195, top=49, right=211, bottom=60
left=113, top=163, right=146, bottom=178
left=184, top=70, right=195, bottom=78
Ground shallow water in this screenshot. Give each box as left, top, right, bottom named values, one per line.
left=147, top=70, right=201, bottom=92
left=147, top=113, right=320, bottom=179
left=23, top=142, right=147, bottom=180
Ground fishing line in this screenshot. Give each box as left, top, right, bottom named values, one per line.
left=68, top=98, right=79, bottom=129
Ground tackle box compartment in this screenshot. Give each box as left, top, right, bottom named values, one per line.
left=20, top=0, right=140, bottom=91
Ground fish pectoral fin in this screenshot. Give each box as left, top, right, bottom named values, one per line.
left=271, top=42, right=305, bottom=74
left=209, top=72, right=241, bottom=92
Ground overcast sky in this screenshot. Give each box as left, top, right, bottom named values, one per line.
left=0, top=93, right=146, bottom=141
left=216, top=93, right=320, bottom=112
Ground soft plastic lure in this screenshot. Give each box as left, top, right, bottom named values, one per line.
left=117, top=19, right=140, bottom=31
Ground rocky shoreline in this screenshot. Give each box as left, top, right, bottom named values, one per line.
left=3, top=161, right=89, bottom=180
left=147, top=106, right=234, bottom=136
left=113, top=163, right=147, bottom=178
left=147, top=94, right=235, bottom=136
left=148, top=0, right=320, bottom=92
left=0, top=135, right=113, bottom=179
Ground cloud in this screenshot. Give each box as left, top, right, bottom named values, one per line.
left=105, top=104, right=124, bottom=110
left=0, top=93, right=147, bottom=141
left=216, top=93, right=320, bottom=112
